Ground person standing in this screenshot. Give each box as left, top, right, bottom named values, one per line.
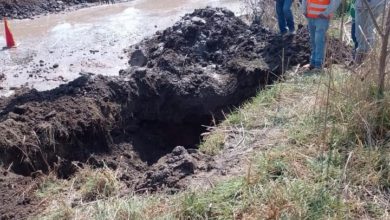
left=276, top=0, right=296, bottom=36
left=301, top=0, right=341, bottom=69
left=350, top=0, right=358, bottom=52
left=355, top=0, right=385, bottom=63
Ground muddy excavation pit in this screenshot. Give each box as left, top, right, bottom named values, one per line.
left=0, top=7, right=351, bottom=209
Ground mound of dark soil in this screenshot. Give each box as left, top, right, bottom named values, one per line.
left=0, top=0, right=122, bottom=19
left=136, top=146, right=214, bottom=192
left=123, top=8, right=274, bottom=125
left=0, top=7, right=351, bottom=196
left=127, top=8, right=351, bottom=78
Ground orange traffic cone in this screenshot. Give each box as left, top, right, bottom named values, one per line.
left=4, top=17, right=16, bottom=48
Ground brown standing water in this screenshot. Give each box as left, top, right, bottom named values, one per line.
left=0, top=0, right=241, bottom=96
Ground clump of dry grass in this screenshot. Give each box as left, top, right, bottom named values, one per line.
left=35, top=166, right=123, bottom=220
left=239, top=0, right=276, bottom=27
left=199, top=129, right=226, bottom=155
left=76, top=167, right=120, bottom=202
left=317, top=45, right=390, bottom=217
left=326, top=63, right=390, bottom=146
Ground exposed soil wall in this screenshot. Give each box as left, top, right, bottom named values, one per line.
left=0, top=7, right=351, bottom=219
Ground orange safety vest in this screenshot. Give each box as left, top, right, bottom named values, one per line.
left=306, top=0, right=332, bottom=19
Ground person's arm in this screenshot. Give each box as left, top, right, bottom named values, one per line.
left=322, top=0, right=342, bottom=16
left=301, top=0, right=308, bottom=16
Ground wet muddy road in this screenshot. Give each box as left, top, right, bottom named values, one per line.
left=0, top=0, right=241, bottom=96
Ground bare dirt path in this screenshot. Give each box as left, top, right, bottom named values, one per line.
left=0, top=0, right=241, bottom=97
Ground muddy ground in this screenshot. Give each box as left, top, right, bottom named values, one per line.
left=0, top=7, right=351, bottom=219
left=0, top=168, right=45, bottom=220
left=0, top=0, right=127, bottom=19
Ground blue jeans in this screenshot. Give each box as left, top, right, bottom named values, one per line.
left=351, top=18, right=358, bottom=50
left=351, top=18, right=358, bottom=58
left=356, top=5, right=384, bottom=53
left=308, top=18, right=330, bottom=68
left=276, top=0, right=295, bottom=34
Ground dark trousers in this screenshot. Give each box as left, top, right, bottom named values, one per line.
left=275, top=0, right=295, bottom=34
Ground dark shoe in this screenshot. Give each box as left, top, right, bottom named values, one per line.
left=308, top=65, right=316, bottom=70
left=309, top=65, right=323, bottom=72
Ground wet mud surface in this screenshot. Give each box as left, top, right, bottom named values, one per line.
left=0, top=0, right=242, bottom=97
left=0, top=0, right=128, bottom=19
left=0, top=7, right=351, bottom=219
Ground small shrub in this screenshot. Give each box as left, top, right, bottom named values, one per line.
left=76, top=168, right=120, bottom=202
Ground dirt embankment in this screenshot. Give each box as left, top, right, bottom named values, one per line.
left=0, top=0, right=125, bottom=19
left=0, top=7, right=351, bottom=219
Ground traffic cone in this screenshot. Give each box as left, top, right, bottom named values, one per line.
left=4, top=17, right=16, bottom=48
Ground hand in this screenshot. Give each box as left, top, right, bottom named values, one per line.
left=318, top=14, right=328, bottom=19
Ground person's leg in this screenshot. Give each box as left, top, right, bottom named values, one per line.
left=313, top=18, right=330, bottom=68
left=355, top=8, right=368, bottom=63
left=364, top=4, right=384, bottom=50
left=351, top=18, right=358, bottom=59
left=276, top=0, right=288, bottom=34
left=355, top=5, right=383, bottom=63
left=307, top=18, right=316, bottom=67
left=365, top=12, right=376, bottom=51
left=351, top=18, right=358, bottom=50
left=283, top=0, right=295, bottom=32
left=356, top=8, right=371, bottom=54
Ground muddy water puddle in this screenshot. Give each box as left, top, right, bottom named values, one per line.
left=0, top=0, right=241, bottom=96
